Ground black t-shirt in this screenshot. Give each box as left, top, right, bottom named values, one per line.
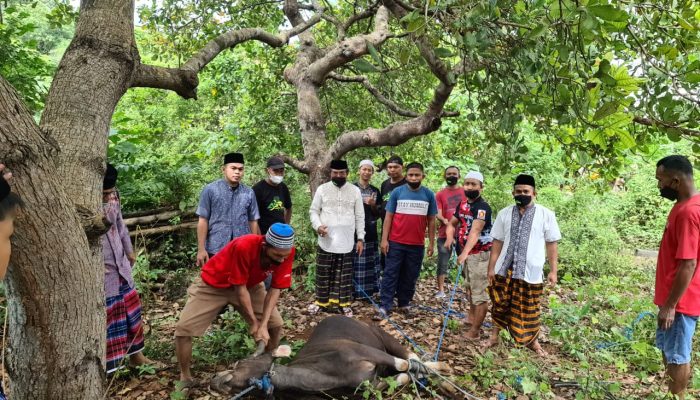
left=355, top=182, right=381, bottom=242
left=252, top=180, right=292, bottom=234
left=379, top=177, right=407, bottom=219
left=453, top=197, right=493, bottom=254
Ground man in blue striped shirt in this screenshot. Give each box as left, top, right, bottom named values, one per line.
left=196, top=152, right=260, bottom=266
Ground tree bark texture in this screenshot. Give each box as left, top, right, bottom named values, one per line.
left=0, top=76, right=105, bottom=398
left=280, top=0, right=461, bottom=194
left=2, top=0, right=140, bottom=397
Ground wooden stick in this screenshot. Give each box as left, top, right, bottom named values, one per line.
left=129, top=222, right=198, bottom=237
left=123, top=209, right=195, bottom=226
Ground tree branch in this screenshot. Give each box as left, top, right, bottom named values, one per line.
left=277, top=153, right=310, bottom=174
left=131, top=65, right=199, bottom=99
left=182, top=14, right=322, bottom=73
left=328, top=72, right=420, bottom=117
left=496, top=19, right=532, bottom=29
left=329, top=114, right=443, bottom=159
left=382, top=0, right=451, bottom=85
left=306, top=6, right=390, bottom=83
left=633, top=116, right=700, bottom=138
left=341, top=2, right=381, bottom=39
left=329, top=74, right=458, bottom=158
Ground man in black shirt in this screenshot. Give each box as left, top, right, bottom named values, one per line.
left=353, top=160, right=381, bottom=298
left=379, top=155, right=407, bottom=219
left=253, top=156, right=293, bottom=234
left=378, top=155, right=406, bottom=272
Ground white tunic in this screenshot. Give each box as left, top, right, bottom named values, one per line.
left=491, top=204, right=562, bottom=284
left=309, top=182, right=366, bottom=254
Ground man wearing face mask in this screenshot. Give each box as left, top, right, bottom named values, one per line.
left=353, top=160, right=381, bottom=298
left=435, top=166, right=467, bottom=298
left=253, top=157, right=293, bottom=236
left=445, top=171, right=493, bottom=340
left=175, top=223, right=296, bottom=386
left=654, top=155, right=700, bottom=400
left=102, top=164, right=159, bottom=373
left=254, top=157, right=293, bottom=290
left=485, top=174, right=560, bottom=355
left=375, top=162, right=437, bottom=320
left=309, top=159, right=365, bottom=317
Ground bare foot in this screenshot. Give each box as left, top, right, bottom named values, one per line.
left=482, top=337, right=499, bottom=350
left=527, top=340, right=548, bottom=357
left=465, top=330, right=480, bottom=341
left=129, top=352, right=166, bottom=369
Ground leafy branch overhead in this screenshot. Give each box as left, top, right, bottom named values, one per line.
left=135, top=0, right=699, bottom=181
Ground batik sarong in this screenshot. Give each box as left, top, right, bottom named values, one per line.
left=106, top=279, right=145, bottom=373
left=353, top=241, right=380, bottom=298
left=488, top=269, right=544, bottom=346
left=315, top=247, right=354, bottom=307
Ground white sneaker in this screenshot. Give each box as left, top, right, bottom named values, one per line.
left=435, top=291, right=446, bottom=299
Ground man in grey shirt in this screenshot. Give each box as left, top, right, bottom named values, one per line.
left=196, top=152, right=260, bottom=266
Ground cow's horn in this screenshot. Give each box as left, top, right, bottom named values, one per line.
left=252, top=340, right=266, bottom=357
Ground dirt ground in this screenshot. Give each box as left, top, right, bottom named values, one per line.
left=106, top=266, right=663, bottom=400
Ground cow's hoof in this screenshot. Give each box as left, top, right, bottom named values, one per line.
left=423, top=361, right=453, bottom=375
left=393, top=357, right=409, bottom=371
left=210, top=371, right=235, bottom=394
left=439, top=380, right=457, bottom=394
left=395, top=373, right=411, bottom=386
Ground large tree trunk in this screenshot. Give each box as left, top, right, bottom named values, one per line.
left=0, top=76, right=105, bottom=398
left=1, top=0, right=139, bottom=397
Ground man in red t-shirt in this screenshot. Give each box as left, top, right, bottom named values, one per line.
left=654, top=155, right=700, bottom=399
left=174, top=223, right=296, bottom=386
left=435, top=166, right=466, bottom=298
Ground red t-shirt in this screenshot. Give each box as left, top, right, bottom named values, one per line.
left=655, top=194, right=700, bottom=316
left=436, top=187, right=467, bottom=239
left=201, top=234, right=295, bottom=289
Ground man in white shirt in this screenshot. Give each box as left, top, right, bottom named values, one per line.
left=309, top=159, right=365, bottom=317
left=485, top=174, right=561, bottom=355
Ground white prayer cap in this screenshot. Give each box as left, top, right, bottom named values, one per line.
left=465, top=171, right=484, bottom=183
left=359, top=159, right=375, bottom=169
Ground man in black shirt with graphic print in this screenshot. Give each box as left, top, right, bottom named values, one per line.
left=253, top=157, right=293, bottom=234
left=445, top=171, right=493, bottom=340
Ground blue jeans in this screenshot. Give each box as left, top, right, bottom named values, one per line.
left=380, top=241, right=425, bottom=311
left=656, top=311, right=698, bottom=364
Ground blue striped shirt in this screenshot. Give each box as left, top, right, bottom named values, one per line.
left=196, top=179, right=260, bottom=254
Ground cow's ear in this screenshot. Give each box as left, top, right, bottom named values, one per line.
left=272, top=345, right=292, bottom=358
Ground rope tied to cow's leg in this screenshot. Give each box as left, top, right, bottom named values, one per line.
left=408, top=359, right=429, bottom=375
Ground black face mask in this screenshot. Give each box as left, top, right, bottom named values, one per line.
left=332, top=177, right=347, bottom=187
left=465, top=190, right=480, bottom=200
left=514, top=194, right=532, bottom=207
left=445, top=176, right=458, bottom=186
left=659, top=186, right=679, bottom=201
left=407, top=181, right=421, bottom=189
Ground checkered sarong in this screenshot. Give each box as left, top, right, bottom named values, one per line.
left=353, top=241, right=379, bottom=298
left=315, top=247, right=354, bottom=307
left=106, top=279, right=145, bottom=373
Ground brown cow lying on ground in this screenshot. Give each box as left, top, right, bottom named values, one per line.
left=210, top=315, right=452, bottom=398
